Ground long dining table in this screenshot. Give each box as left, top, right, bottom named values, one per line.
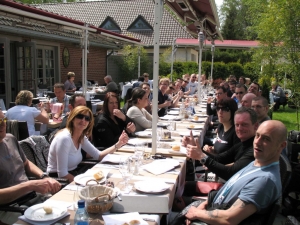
left=14, top=100, right=211, bottom=225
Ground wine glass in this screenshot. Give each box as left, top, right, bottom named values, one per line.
left=134, top=143, right=145, bottom=168
left=90, top=93, right=95, bottom=101
left=36, top=91, right=41, bottom=98
left=119, top=158, right=133, bottom=193
left=43, top=91, right=48, bottom=98
left=157, top=127, right=163, bottom=148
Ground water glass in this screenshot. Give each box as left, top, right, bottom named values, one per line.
left=157, top=127, right=163, bottom=148
left=134, top=143, right=145, bottom=161
left=119, top=158, right=133, bottom=193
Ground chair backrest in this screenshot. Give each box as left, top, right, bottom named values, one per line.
left=9, top=102, right=16, bottom=109
left=280, top=154, right=292, bottom=194
left=47, top=92, right=56, bottom=99
left=19, top=136, right=50, bottom=172
left=86, top=100, right=92, bottom=111
left=18, top=121, right=30, bottom=141
left=119, top=82, right=124, bottom=91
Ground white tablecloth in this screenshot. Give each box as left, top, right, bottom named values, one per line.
left=122, top=83, right=133, bottom=99
left=0, top=99, right=6, bottom=111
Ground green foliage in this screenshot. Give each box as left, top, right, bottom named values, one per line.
left=115, top=46, right=150, bottom=82
left=273, top=107, right=300, bottom=131
left=206, top=49, right=253, bottom=65
left=227, top=62, right=244, bottom=77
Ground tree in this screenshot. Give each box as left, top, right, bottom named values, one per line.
left=245, top=0, right=300, bottom=129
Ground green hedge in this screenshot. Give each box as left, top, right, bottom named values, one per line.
left=162, top=61, right=260, bottom=81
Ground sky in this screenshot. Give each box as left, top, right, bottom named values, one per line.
left=215, top=0, right=224, bottom=8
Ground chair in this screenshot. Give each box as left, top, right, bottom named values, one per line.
left=19, top=136, right=69, bottom=186
left=9, top=102, right=16, bottom=109
left=86, top=100, right=92, bottom=112
left=0, top=191, right=37, bottom=214
left=46, top=92, right=56, bottom=99
left=119, top=82, right=124, bottom=93
left=6, top=120, right=29, bottom=141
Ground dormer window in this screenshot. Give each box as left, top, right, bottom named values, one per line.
left=127, top=15, right=153, bottom=31
left=99, top=16, right=121, bottom=32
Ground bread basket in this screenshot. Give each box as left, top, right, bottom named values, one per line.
left=78, top=180, right=117, bottom=214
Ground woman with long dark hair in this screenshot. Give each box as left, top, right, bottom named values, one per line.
left=93, top=92, right=135, bottom=148
left=126, top=88, right=152, bottom=133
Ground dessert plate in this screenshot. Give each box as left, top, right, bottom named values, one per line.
left=74, top=171, right=107, bottom=186
left=134, top=181, right=169, bottom=193
left=24, top=203, right=67, bottom=222
left=135, top=131, right=152, bottom=138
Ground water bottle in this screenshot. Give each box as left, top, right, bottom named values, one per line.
left=74, top=200, right=89, bottom=225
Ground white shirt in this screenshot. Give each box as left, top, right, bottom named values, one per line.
left=47, top=129, right=100, bottom=177
left=187, top=81, right=198, bottom=95
left=6, top=105, right=41, bottom=136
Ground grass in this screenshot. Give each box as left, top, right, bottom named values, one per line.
left=273, top=106, right=300, bottom=132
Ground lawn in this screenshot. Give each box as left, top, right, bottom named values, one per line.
left=273, top=106, right=300, bottom=132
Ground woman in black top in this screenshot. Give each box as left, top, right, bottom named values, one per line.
left=204, top=98, right=240, bottom=154
left=93, top=92, right=135, bottom=148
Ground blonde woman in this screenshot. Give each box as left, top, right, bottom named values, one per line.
left=47, top=106, right=128, bottom=182
left=6, top=90, right=49, bottom=136
left=64, top=72, right=76, bottom=92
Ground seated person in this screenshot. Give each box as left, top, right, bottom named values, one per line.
left=271, top=81, right=286, bottom=110
left=50, top=83, right=70, bottom=115
left=93, top=92, right=135, bottom=148
left=207, top=86, right=228, bottom=123
left=47, top=106, right=128, bottom=182
left=183, top=107, right=258, bottom=181
left=6, top=90, right=49, bottom=136
left=127, top=88, right=152, bottom=133
left=175, top=120, right=286, bottom=225
left=64, top=72, right=77, bottom=92
left=140, top=82, right=152, bottom=114
left=0, top=110, right=60, bottom=224
left=158, top=78, right=172, bottom=117
left=203, top=98, right=240, bottom=154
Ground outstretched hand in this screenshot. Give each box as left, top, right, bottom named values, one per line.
left=126, top=122, right=136, bottom=133
left=186, top=137, right=205, bottom=160
left=182, top=130, right=196, bottom=147
left=118, top=130, right=129, bottom=146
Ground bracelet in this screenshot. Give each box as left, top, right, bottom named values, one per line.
left=114, top=144, right=119, bottom=151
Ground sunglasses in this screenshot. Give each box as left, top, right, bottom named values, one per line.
left=75, top=114, right=91, bottom=122
left=235, top=92, right=244, bottom=95
left=216, top=107, right=230, bottom=112
left=0, top=117, right=7, bottom=125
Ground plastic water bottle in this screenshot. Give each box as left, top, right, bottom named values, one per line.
left=74, top=200, right=89, bottom=225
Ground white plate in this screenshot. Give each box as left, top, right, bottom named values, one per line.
left=91, top=99, right=101, bottom=102
left=193, top=114, right=208, bottom=118
left=24, top=203, right=67, bottom=222
left=159, top=115, right=181, bottom=121
left=74, top=173, right=106, bottom=186
left=135, top=131, right=152, bottom=138
left=187, top=125, right=203, bottom=130
left=189, top=119, right=205, bottom=123
left=167, top=111, right=179, bottom=115
left=168, top=146, right=187, bottom=155
left=170, top=108, right=180, bottom=111
left=127, top=139, right=149, bottom=146
left=178, top=131, right=199, bottom=137
left=135, top=181, right=169, bottom=193
left=157, top=122, right=169, bottom=127
left=160, top=138, right=175, bottom=142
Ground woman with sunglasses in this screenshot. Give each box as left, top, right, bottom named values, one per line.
left=93, top=92, right=135, bottom=148
left=127, top=88, right=152, bottom=133
left=204, top=98, right=240, bottom=154
left=47, top=106, right=128, bottom=182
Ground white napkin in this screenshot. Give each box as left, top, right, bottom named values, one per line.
left=101, top=154, right=129, bottom=164
left=134, top=181, right=169, bottom=193
left=18, top=212, right=70, bottom=225
left=103, top=212, right=148, bottom=225
left=142, top=159, right=179, bottom=175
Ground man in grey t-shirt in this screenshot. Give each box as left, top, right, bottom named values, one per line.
left=183, top=120, right=286, bottom=225
left=0, top=110, right=61, bottom=224
left=104, top=75, right=119, bottom=93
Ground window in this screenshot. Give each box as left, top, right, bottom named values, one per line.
left=99, top=16, right=121, bottom=32
left=127, top=15, right=153, bottom=31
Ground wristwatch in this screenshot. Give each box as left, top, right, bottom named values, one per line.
left=200, top=155, right=208, bottom=165
left=40, top=172, right=49, bottom=179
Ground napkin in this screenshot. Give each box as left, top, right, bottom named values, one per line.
left=18, top=212, right=70, bottom=225
left=142, top=159, right=179, bottom=175
left=103, top=212, right=148, bottom=225
left=134, top=180, right=169, bottom=193
left=101, top=154, right=129, bottom=164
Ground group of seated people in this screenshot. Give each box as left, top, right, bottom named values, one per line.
left=0, top=72, right=289, bottom=224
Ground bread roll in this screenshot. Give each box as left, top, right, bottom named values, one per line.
left=129, top=220, right=140, bottom=225
left=189, top=124, right=195, bottom=128
left=93, top=170, right=104, bottom=180
left=43, top=205, right=53, bottom=214
left=172, top=145, right=180, bottom=151
left=194, top=115, right=199, bottom=121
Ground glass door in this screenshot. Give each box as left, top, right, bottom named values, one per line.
left=36, top=47, right=55, bottom=90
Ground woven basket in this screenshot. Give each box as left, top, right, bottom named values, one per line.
left=79, top=180, right=117, bottom=214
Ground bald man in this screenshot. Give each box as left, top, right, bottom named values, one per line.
left=180, top=120, right=286, bottom=225
left=241, top=93, right=256, bottom=108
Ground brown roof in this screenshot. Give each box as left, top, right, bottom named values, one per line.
left=34, top=0, right=194, bottom=46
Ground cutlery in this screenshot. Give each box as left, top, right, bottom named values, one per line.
left=142, top=218, right=156, bottom=222
left=117, top=193, right=122, bottom=201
